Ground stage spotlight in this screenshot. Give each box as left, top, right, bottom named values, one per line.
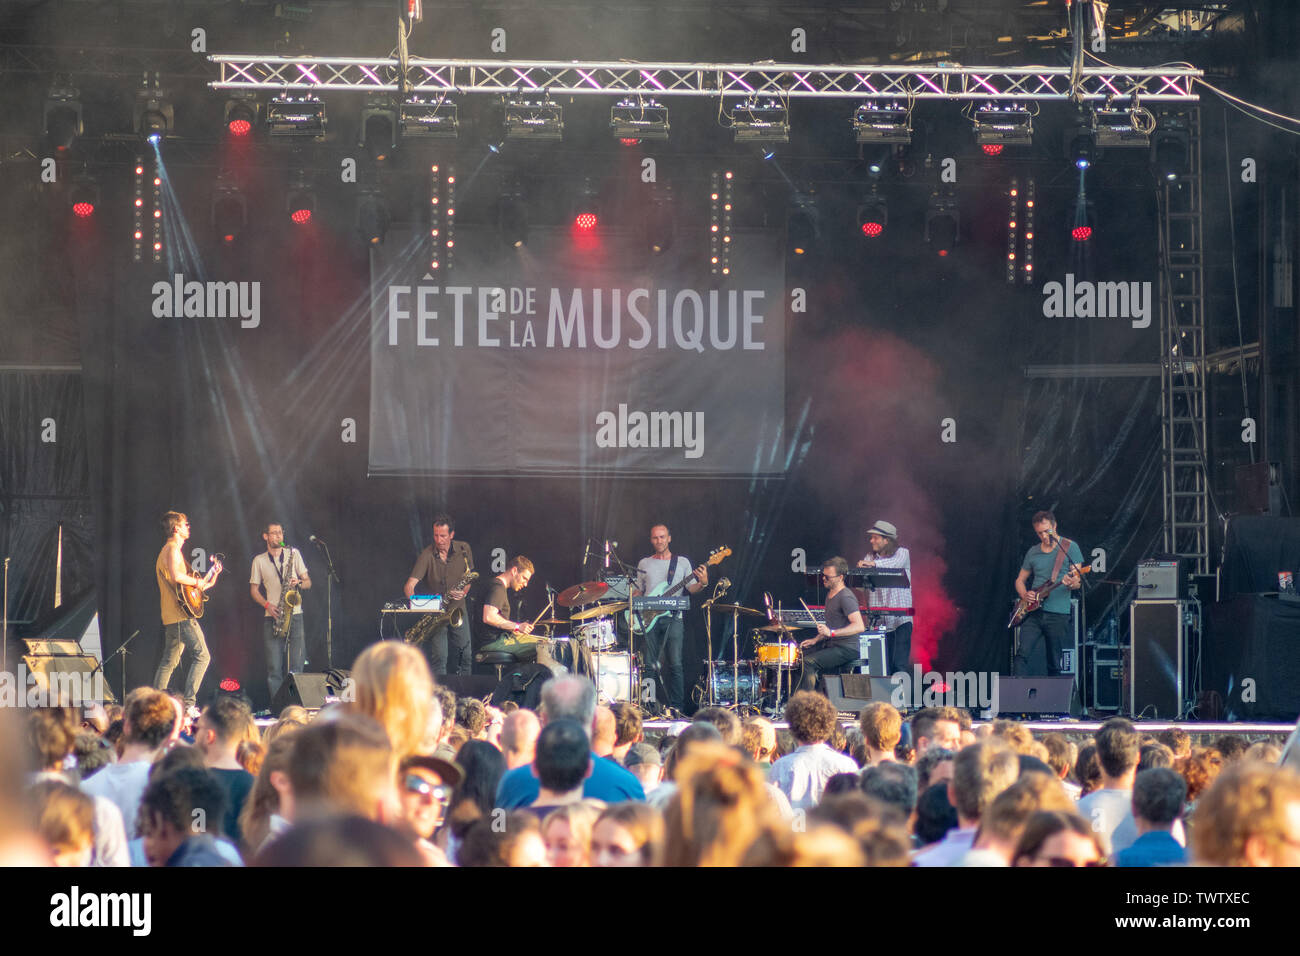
left=643, top=188, right=675, bottom=254
left=1066, top=112, right=1095, bottom=170
left=1152, top=119, right=1189, bottom=182
left=981, top=144, right=1004, bottom=157
left=400, top=96, right=458, bottom=140
left=571, top=178, right=600, bottom=232
left=611, top=99, right=669, bottom=141
left=853, top=102, right=911, bottom=145
left=267, top=95, right=327, bottom=139
left=44, top=85, right=83, bottom=152
left=787, top=193, right=819, bottom=257
left=360, top=97, right=398, bottom=162
left=357, top=188, right=389, bottom=245
left=69, top=176, right=98, bottom=218
left=1093, top=105, right=1153, bottom=148
left=286, top=170, right=315, bottom=225
left=504, top=98, right=563, bottom=141
left=133, top=79, right=174, bottom=144
left=857, top=189, right=887, bottom=239
left=973, top=103, right=1033, bottom=147
left=731, top=99, right=789, bottom=144
left=1070, top=195, right=1095, bottom=242
left=498, top=191, right=528, bottom=248
left=211, top=177, right=246, bottom=244
left=575, top=212, right=598, bottom=231
left=224, top=99, right=256, bottom=137
left=925, top=192, right=959, bottom=256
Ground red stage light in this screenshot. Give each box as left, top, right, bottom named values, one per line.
left=619, top=137, right=640, bottom=146
left=72, top=201, right=94, bottom=218
left=1072, top=225, right=1092, bottom=242
left=219, top=678, right=241, bottom=692
left=575, top=212, right=597, bottom=230
left=937, top=248, right=949, bottom=257
left=228, top=118, right=252, bottom=137
left=982, top=144, right=1004, bottom=156
left=290, top=208, right=312, bottom=224
left=860, top=221, right=883, bottom=238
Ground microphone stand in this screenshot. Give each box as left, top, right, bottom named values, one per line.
left=90, top=629, right=140, bottom=706
left=2, top=557, right=8, bottom=674
left=609, top=543, right=641, bottom=707
left=314, top=539, right=341, bottom=670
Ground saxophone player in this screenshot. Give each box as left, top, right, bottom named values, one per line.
left=403, top=514, right=474, bottom=678
left=250, top=522, right=311, bottom=702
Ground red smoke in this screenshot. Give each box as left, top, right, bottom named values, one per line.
left=799, top=326, right=963, bottom=670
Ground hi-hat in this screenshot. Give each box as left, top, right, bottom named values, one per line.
left=570, top=601, right=628, bottom=621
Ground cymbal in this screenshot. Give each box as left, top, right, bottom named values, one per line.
left=557, top=581, right=609, bottom=607
left=569, top=601, right=628, bottom=622
left=535, top=618, right=569, bottom=627
left=710, top=603, right=763, bottom=617
left=757, top=621, right=811, bottom=632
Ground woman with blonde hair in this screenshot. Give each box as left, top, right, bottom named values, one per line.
left=352, top=641, right=435, bottom=759
left=663, top=742, right=782, bottom=867
left=238, top=734, right=299, bottom=858
left=541, top=800, right=603, bottom=867
left=592, top=801, right=664, bottom=867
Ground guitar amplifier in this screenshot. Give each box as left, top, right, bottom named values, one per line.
left=1136, top=560, right=1185, bottom=600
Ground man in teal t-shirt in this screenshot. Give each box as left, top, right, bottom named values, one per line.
left=1014, top=510, right=1083, bottom=675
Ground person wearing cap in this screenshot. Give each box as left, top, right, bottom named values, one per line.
left=398, top=753, right=461, bottom=866
left=858, top=519, right=913, bottom=673
left=623, top=742, right=663, bottom=796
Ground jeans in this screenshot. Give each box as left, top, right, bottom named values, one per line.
left=422, top=611, right=472, bottom=677
left=798, top=640, right=861, bottom=692
left=642, top=614, right=684, bottom=710
left=1015, top=610, right=1069, bottom=676
left=889, top=622, right=913, bottom=675
left=154, top=618, right=210, bottom=709
left=264, top=614, right=307, bottom=702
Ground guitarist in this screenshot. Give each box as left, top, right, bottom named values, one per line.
left=632, top=524, right=707, bottom=714
left=1013, top=510, right=1083, bottom=676
left=154, top=511, right=221, bottom=715
left=403, top=514, right=474, bottom=677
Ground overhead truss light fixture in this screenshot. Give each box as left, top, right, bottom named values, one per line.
left=400, top=96, right=459, bottom=140
left=133, top=74, right=174, bottom=144
left=267, top=95, right=327, bottom=139
left=973, top=103, right=1033, bottom=147
left=44, top=83, right=83, bottom=152
left=610, top=99, right=669, bottom=141
left=1092, top=106, right=1153, bottom=148
left=503, top=97, right=563, bottom=140
left=853, top=102, right=911, bottom=144
left=730, top=99, right=789, bottom=144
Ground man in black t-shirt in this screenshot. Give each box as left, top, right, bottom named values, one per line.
left=797, top=557, right=867, bottom=692
left=478, top=556, right=565, bottom=674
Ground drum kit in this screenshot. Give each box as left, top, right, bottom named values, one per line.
left=698, top=597, right=811, bottom=714
left=540, top=579, right=637, bottom=705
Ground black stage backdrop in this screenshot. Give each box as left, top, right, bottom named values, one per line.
left=51, top=148, right=1168, bottom=711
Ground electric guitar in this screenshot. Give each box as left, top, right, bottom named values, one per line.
left=1007, top=564, right=1090, bottom=628
left=627, top=547, right=730, bottom=635
left=176, top=556, right=224, bottom=619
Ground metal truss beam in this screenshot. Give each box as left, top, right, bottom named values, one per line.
left=209, top=56, right=1201, bottom=101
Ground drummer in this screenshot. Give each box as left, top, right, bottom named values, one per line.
left=797, top=557, right=866, bottom=692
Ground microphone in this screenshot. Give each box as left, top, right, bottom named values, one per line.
left=309, top=535, right=323, bottom=545
left=582, top=539, right=591, bottom=566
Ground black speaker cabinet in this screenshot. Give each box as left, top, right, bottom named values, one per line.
left=1130, top=600, right=1184, bottom=718
left=823, top=674, right=897, bottom=715
left=1089, top=645, right=1122, bottom=712
left=996, top=676, right=1075, bottom=716
left=270, top=670, right=350, bottom=712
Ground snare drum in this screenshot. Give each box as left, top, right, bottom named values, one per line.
left=574, top=618, right=617, bottom=651
left=707, top=661, right=762, bottom=707
left=755, top=642, right=800, bottom=668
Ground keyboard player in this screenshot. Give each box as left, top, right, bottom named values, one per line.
left=857, top=519, right=913, bottom=673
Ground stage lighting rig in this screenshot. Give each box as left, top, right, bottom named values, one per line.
left=1152, top=116, right=1190, bottom=181
left=267, top=95, right=327, bottom=139
left=69, top=175, right=98, bottom=219
left=853, top=102, right=911, bottom=145
left=643, top=185, right=675, bottom=254
left=610, top=99, right=669, bottom=141
left=286, top=170, right=316, bottom=224
left=973, top=103, right=1033, bottom=147
left=211, top=176, right=246, bottom=245
left=787, top=192, right=819, bottom=257
left=1067, top=115, right=1095, bottom=171
left=224, top=98, right=257, bottom=137
left=498, top=187, right=528, bottom=249
left=133, top=75, right=174, bottom=144
left=44, top=83, right=82, bottom=152
left=503, top=97, right=563, bottom=141
left=925, top=191, right=959, bottom=256
left=359, top=96, right=398, bottom=162
left=1092, top=105, right=1153, bottom=148
left=730, top=99, right=789, bottom=144
left=857, top=188, right=887, bottom=239
left=400, top=96, right=458, bottom=140
left=357, top=187, right=389, bottom=245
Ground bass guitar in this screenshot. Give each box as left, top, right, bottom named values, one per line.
left=176, top=555, right=224, bottom=620
left=1007, top=564, right=1090, bottom=629
left=628, top=547, right=730, bottom=635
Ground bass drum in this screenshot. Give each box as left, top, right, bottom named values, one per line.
left=705, top=661, right=762, bottom=707
left=574, top=618, right=618, bottom=650
left=591, top=651, right=637, bottom=703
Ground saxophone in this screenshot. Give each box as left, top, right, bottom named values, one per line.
left=405, top=568, right=478, bottom=646
left=273, top=550, right=302, bottom=640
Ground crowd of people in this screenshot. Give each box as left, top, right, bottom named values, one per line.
left=4, top=640, right=1300, bottom=867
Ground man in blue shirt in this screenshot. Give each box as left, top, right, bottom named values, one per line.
left=1115, top=768, right=1188, bottom=867
left=1014, top=510, right=1083, bottom=676
left=495, top=675, right=645, bottom=808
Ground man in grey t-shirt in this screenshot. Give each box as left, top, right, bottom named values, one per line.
left=632, top=524, right=707, bottom=713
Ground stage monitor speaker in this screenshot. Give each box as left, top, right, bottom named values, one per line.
left=1130, top=600, right=1183, bottom=718
left=270, top=669, right=350, bottom=712
left=21, top=654, right=116, bottom=705
left=824, top=674, right=896, bottom=715
left=996, top=676, right=1074, bottom=716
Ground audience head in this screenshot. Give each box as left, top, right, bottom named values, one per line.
left=195, top=697, right=251, bottom=756
left=73, top=734, right=115, bottom=780
left=1075, top=744, right=1103, bottom=796
left=1178, top=746, right=1225, bottom=804
left=396, top=753, right=459, bottom=842
left=539, top=676, right=598, bottom=732
left=975, top=773, right=1075, bottom=863
left=1213, top=734, right=1250, bottom=764
left=1191, top=762, right=1300, bottom=866
left=915, top=746, right=955, bottom=792
left=911, top=706, right=962, bottom=755
left=624, top=743, right=663, bottom=790
left=663, top=743, right=779, bottom=867
left=239, top=733, right=301, bottom=854
left=610, top=702, right=643, bottom=752
left=500, top=709, right=541, bottom=769
left=592, top=802, right=664, bottom=867
left=741, top=717, right=775, bottom=764
left=1041, top=733, right=1074, bottom=780
left=28, top=780, right=95, bottom=867
left=1012, top=811, right=1105, bottom=867
left=352, top=641, right=435, bottom=759
left=858, top=702, right=902, bottom=756
left=914, top=783, right=959, bottom=846
left=591, top=706, right=617, bottom=756
left=287, top=712, right=398, bottom=824
left=784, top=691, right=840, bottom=747
left=23, top=707, right=76, bottom=772
left=1137, top=743, right=1175, bottom=772
left=1132, top=767, right=1187, bottom=830
left=1094, top=717, right=1140, bottom=781
left=693, top=707, right=743, bottom=746
left=860, top=761, right=918, bottom=817
left=949, top=739, right=1020, bottom=827
left=255, top=815, right=424, bottom=866
left=447, top=739, right=504, bottom=820
left=542, top=801, right=601, bottom=867
left=663, top=722, right=724, bottom=782
left=137, top=766, right=228, bottom=866
left=455, top=698, right=488, bottom=738
left=1157, top=727, right=1192, bottom=759
left=122, top=689, right=178, bottom=750
left=533, top=719, right=591, bottom=796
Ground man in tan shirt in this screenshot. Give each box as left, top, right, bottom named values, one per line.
left=154, top=511, right=221, bottom=712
